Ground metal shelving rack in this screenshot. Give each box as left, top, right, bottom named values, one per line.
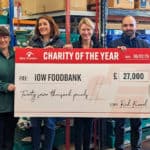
left=20, top=10, right=96, bottom=19
left=8, top=1, right=99, bottom=150
left=9, top=0, right=150, bottom=149
left=10, top=0, right=150, bottom=42
left=19, top=7, right=150, bottom=30
left=9, top=0, right=15, bottom=47
left=107, top=8, right=150, bottom=30
left=9, top=0, right=101, bottom=149
left=108, top=8, right=150, bottom=17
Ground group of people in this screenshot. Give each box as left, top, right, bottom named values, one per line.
left=0, top=14, right=149, bottom=150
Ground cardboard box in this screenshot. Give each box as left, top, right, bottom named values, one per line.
left=20, top=0, right=49, bottom=15
left=87, top=0, right=96, bottom=5
left=69, top=0, right=87, bottom=11
left=135, top=0, right=150, bottom=9
left=108, top=0, right=134, bottom=9
left=21, top=0, right=87, bottom=15
left=0, top=0, right=9, bottom=8
left=87, top=0, right=101, bottom=11
left=48, top=0, right=87, bottom=12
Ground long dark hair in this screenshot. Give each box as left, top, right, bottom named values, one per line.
left=34, top=15, right=60, bottom=38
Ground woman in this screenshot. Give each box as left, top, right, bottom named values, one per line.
left=64, top=17, right=100, bottom=150
left=28, top=15, right=64, bottom=150
left=0, top=26, right=18, bottom=150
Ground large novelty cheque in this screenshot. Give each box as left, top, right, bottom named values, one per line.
left=15, top=48, right=150, bottom=118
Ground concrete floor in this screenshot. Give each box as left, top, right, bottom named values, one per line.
left=57, top=140, right=150, bottom=150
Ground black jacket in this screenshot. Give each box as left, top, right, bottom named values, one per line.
left=108, top=33, right=150, bottom=48
left=29, top=35, right=64, bottom=48
left=72, top=35, right=101, bottom=48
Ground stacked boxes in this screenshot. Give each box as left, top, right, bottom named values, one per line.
left=0, top=0, right=9, bottom=9
left=135, top=0, right=150, bottom=9
left=87, top=0, right=100, bottom=11
left=20, top=0, right=87, bottom=15
left=88, top=0, right=135, bottom=10
left=19, top=0, right=150, bottom=15
left=20, top=0, right=50, bottom=15
left=108, top=0, right=134, bottom=9
left=87, top=0, right=97, bottom=5
left=107, top=0, right=150, bottom=10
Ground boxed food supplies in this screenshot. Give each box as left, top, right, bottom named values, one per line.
left=135, top=0, right=150, bottom=10
left=108, top=0, right=134, bottom=9
left=20, top=0, right=87, bottom=15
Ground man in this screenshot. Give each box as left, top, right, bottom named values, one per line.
left=108, top=16, right=150, bottom=150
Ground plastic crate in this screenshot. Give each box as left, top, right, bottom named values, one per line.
left=13, top=142, right=32, bottom=150
left=141, top=119, right=150, bottom=129
left=53, top=126, right=74, bottom=148
left=142, top=127, right=150, bottom=141
left=106, top=119, right=131, bottom=136
left=15, top=30, right=32, bottom=47
left=0, top=15, right=8, bottom=24
left=13, top=127, right=32, bottom=150
left=107, top=132, right=130, bottom=148
left=60, top=33, right=79, bottom=44
left=106, top=126, right=150, bottom=148
left=106, top=119, right=150, bottom=137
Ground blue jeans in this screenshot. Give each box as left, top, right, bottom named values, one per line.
left=31, top=118, right=56, bottom=150
left=115, top=118, right=142, bottom=150
left=74, top=118, right=93, bottom=150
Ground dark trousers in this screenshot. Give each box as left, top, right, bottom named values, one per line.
left=115, top=118, right=142, bottom=150
left=0, top=112, right=18, bottom=150
left=31, top=118, right=56, bottom=150
left=74, top=118, right=93, bottom=150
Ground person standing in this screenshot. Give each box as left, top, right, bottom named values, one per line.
left=64, top=17, right=100, bottom=150
left=0, top=26, right=18, bottom=150
left=108, top=15, right=150, bottom=150
left=28, top=15, right=64, bottom=150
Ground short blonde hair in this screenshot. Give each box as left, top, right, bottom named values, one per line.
left=78, top=17, right=95, bottom=30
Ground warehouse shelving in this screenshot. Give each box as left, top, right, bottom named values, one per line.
left=9, top=0, right=15, bottom=46
left=18, top=10, right=97, bottom=38
left=20, top=10, right=96, bottom=19
left=108, top=8, right=150, bottom=17
left=107, top=22, right=150, bottom=30
left=9, top=0, right=150, bottom=150
left=12, top=0, right=100, bottom=149
left=18, top=7, right=150, bottom=19
left=107, top=8, right=150, bottom=29
left=13, top=18, right=36, bottom=25
left=19, top=8, right=150, bottom=30
left=12, top=1, right=150, bottom=42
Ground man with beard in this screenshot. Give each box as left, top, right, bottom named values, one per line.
left=108, top=16, right=150, bottom=150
